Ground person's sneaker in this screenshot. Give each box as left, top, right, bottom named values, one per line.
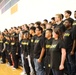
left=12, top=67, right=16, bottom=70
left=6, top=62, right=10, bottom=66
left=24, top=74, right=27, bottom=75
left=0, top=61, right=3, bottom=64
left=20, top=72, right=27, bottom=75
left=0, top=58, right=2, bottom=61
left=11, top=66, right=14, bottom=68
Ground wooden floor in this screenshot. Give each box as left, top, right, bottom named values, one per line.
left=0, top=63, right=23, bottom=75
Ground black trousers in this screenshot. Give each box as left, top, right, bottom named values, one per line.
left=45, top=56, right=53, bottom=75
left=24, top=57, right=30, bottom=75
left=8, top=54, right=12, bottom=65
left=12, top=52, right=19, bottom=68
left=7, top=53, right=12, bottom=65
left=30, top=54, right=36, bottom=75
left=1, top=51, right=6, bottom=63
left=5, top=51, right=12, bottom=65
left=0, top=52, right=1, bottom=57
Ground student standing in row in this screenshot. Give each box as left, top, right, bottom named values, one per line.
left=20, top=31, right=26, bottom=75
left=21, top=31, right=30, bottom=75
left=0, top=33, right=6, bottom=63
left=5, top=35, right=12, bottom=66
left=63, top=19, right=76, bottom=75
left=64, top=10, right=74, bottom=25
left=29, top=26, right=36, bottom=75
left=54, top=14, right=66, bottom=34
left=72, top=11, right=76, bottom=37
left=34, top=26, right=45, bottom=75
left=45, top=29, right=53, bottom=75
left=11, top=34, right=19, bottom=69
left=50, top=28, right=66, bottom=75
left=73, top=10, right=76, bottom=73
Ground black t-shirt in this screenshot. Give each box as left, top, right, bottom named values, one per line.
left=21, top=39, right=30, bottom=57
left=30, top=35, right=37, bottom=56
left=0, top=40, right=4, bottom=51
left=34, top=35, right=45, bottom=59
left=72, top=20, right=76, bottom=39
left=5, top=40, right=11, bottom=52
left=50, top=39, right=65, bottom=70
left=45, top=38, right=53, bottom=56
left=54, top=22, right=66, bottom=33
left=11, top=41, right=19, bottom=54
left=63, top=28, right=75, bottom=53
left=52, top=24, right=56, bottom=28
left=42, top=30, right=46, bottom=37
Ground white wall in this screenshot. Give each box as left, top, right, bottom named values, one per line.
left=0, top=0, right=76, bottom=31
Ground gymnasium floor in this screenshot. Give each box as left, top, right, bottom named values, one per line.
left=0, top=63, right=22, bottom=75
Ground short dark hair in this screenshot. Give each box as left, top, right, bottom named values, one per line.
left=49, top=21, right=52, bottom=24
left=40, top=23, right=46, bottom=29
left=65, top=19, right=72, bottom=25
left=74, top=11, right=76, bottom=12
left=24, top=24, right=27, bottom=26
left=4, top=29, right=8, bottom=32
left=46, top=29, right=53, bottom=33
left=11, top=27, right=13, bottom=29
left=30, top=23, right=34, bottom=26
left=30, top=26, right=36, bottom=32
left=26, top=25, right=29, bottom=30
left=35, top=21, right=41, bottom=27
left=19, top=27, right=22, bottom=30
left=65, top=10, right=72, bottom=16
left=36, top=26, right=43, bottom=33
left=23, top=31, right=29, bottom=36
left=43, top=19, right=48, bottom=22
left=51, top=17, right=55, bottom=21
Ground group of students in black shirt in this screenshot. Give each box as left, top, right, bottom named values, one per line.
left=0, top=10, right=76, bottom=75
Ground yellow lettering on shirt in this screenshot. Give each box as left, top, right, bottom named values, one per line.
left=5, top=42, right=9, bottom=44
left=64, top=33, right=70, bottom=37
left=51, top=44, right=57, bottom=48
left=21, top=42, right=28, bottom=45
left=46, top=45, right=51, bottom=48
left=11, top=42, right=15, bottom=45
left=35, top=40, right=39, bottom=43
left=73, top=23, right=76, bottom=26
left=48, top=64, right=51, bottom=67
left=31, top=39, right=33, bottom=42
